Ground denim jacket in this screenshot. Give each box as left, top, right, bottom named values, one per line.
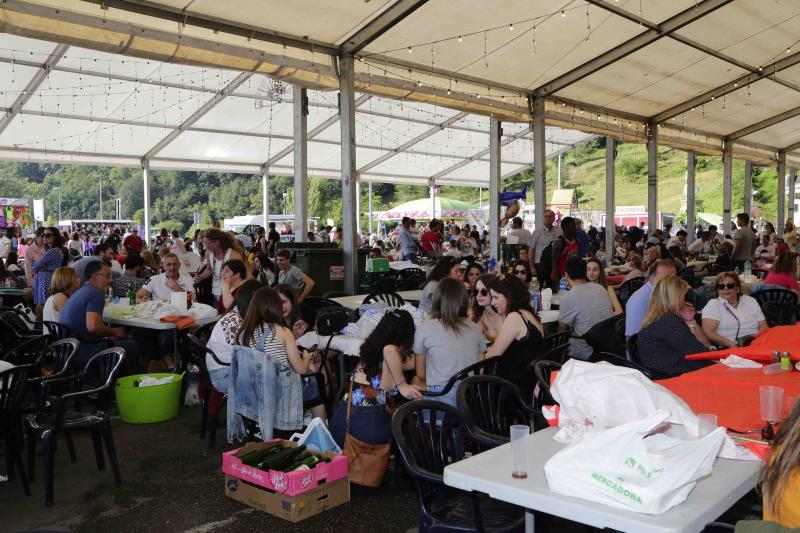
left=226, top=328, right=303, bottom=443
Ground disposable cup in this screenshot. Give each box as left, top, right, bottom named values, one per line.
left=760, top=386, right=784, bottom=423
left=541, top=299, right=552, bottom=311
left=510, top=424, right=529, bottom=479
left=763, top=363, right=783, bottom=375
left=697, top=413, right=717, bottom=437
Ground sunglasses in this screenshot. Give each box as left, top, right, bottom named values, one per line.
left=475, top=288, right=489, bottom=296
left=42, top=233, right=53, bottom=237
left=514, top=269, right=528, bottom=275
left=716, top=283, right=737, bottom=290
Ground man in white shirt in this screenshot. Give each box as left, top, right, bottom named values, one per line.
left=666, top=230, right=688, bottom=252
left=137, top=253, right=194, bottom=301
left=506, top=217, right=531, bottom=246
left=0, top=231, right=10, bottom=259
left=687, top=231, right=710, bottom=254
left=528, top=209, right=561, bottom=277
left=755, top=234, right=776, bottom=259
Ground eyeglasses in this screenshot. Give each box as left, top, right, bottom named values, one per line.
left=476, top=288, right=489, bottom=296
left=514, top=269, right=528, bottom=275
left=42, top=233, right=53, bottom=237
left=716, top=283, right=737, bottom=290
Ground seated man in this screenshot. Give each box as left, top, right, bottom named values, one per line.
left=558, top=256, right=616, bottom=360
left=136, top=253, right=194, bottom=301
left=72, top=243, right=122, bottom=284
left=59, top=261, right=138, bottom=373
left=112, top=253, right=149, bottom=298
left=275, top=249, right=315, bottom=302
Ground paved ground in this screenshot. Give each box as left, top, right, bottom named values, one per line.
left=1, top=406, right=420, bottom=533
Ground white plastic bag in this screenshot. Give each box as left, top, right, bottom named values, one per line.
left=289, top=417, right=342, bottom=454
left=14, top=303, right=36, bottom=330
left=550, top=360, right=756, bottom=460
left=544, top=412, right=726, bottom=514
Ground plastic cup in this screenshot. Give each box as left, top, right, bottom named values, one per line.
left=510, top=424, right=530, bottom=479
left=697, top=413, right=717, bottom=437
left=541, top=298, right=552, bottom=311
left=760, top=386, right=785, bottom=423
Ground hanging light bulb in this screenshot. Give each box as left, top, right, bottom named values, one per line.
left=509, top=23, right=514, bottom=31
left=787, top=47, right=792, bottom=54
left=561, top=10, right=566, bottom=18
left=408, top=46, right=413, bottom=54
left=458, top=35, right=463, bottom=42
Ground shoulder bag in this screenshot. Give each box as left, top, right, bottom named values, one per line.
left=342, top=380, right=392, bottom=487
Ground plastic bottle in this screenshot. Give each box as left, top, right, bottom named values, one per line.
left=780, top=352, right=792, bottom=372
left=530, top=277, right=541, bottom=312
left=772, top=351, right=781, bottom=364
left=127, top=281, right=136, bottom=306
left=107, top=286, right=114, bottom=304
left=744, top=261, right=752, bottom=283
left=559, top=275, right=568, bottom=293
left=489, top=256, right=497, bottom=273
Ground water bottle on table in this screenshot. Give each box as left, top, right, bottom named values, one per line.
left=530, top=276, right=541, bottom=312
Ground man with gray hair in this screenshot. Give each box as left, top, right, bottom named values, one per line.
left=136, top=253, right=194, bottom=301
left=528, top=209, right=561, bottom=281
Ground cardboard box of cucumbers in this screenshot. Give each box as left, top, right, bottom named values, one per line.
left=222, top=439, right=348, bottom=496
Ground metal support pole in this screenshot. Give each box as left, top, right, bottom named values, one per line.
left=722, top=140, right=733, bottom=235
left=339, top=55, right=358, bottom=294
left=789, top=168, right=797, bottom=224
left=605, top=137, right=616, bottom=260
left=743, top=160, right=753, bottom=224
left=687, top=152, right=696, bottom=241
left=778, top=151, right=786, bottom=238
left=532, top=97, right=547, bottom=229
left=647, top=122, right=658, bottom=230
left=261, top=166, right=270, bottom=231
left=356, top=181, right=361, bottom=237
left=429, top=179, right=436, bottom=219
left=368, top=181, right=373, bottom=235
left=99, top=174, right=103, bottom=220
left=293, top=86, right=308, bottom=242
left=489, top=118, right=502, bottom=262
left=142, top=160, right=151, bottom=243
left=557, top=153, right=563, bottom=190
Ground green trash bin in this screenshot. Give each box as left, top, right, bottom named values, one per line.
left=276, top=243, right=370, bottom=295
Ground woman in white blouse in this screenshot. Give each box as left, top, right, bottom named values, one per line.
left=702, top=272, right=768, bottom=348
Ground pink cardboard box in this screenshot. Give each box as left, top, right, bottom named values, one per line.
left=222, top=439, right=348, bottom=497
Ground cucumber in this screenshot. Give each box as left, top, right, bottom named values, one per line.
left=262, top=445, right=306, bottom=471
left=239, top=444, right=283, bottom=467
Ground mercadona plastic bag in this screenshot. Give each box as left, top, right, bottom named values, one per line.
left=544, top=412, right=726, bottom=514
left=289, top=417, right=342, bottom=454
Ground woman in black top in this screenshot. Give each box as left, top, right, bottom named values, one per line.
left=638, top=276, right=714, bottom=378
left=484, top=274, right=546, bottom=393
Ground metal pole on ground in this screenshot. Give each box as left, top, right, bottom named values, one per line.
left=261, top=165, right=270, bottom=232
left=722, top=140, right=733, bottom=235
left=429, top=179, right=436, bottom=219
left=743, top=160, right=753, bottom=224
left=532, top=97, right=546, bottom=229
left=368, top=181, right=373, bottom=236
left=489, top=118, right=502, bottom=262
left=142, top=159, right=151, bottom=243
left=339, top=55, right=358, bottom=294
left=687, top=152, right=696, bottom=241
left=293, top=86, right=308, bottom=242
left=605, top=137, right=616, bottom=260
left=778, top=151, right=786, bottom=238
left=789, top=168, right=797, bottom=224
left=647, top=122, right=658, bottom=230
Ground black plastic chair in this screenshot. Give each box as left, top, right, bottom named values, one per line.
left=402, top=273, right=426, bottom=291
left=752, top=288, right=798, bottom=307
left=41, top=321, right=71, bottom=341
left=616, top=277, right=646, bottom=307
left=0, top=311, right=39, bottom=355
left=533, top=360, right=561, bottom=409
left=0, top=292, right=30, bottom=309
left=762, top=301, right=799, bottom=327
left=421, top=358, right=498, bottom=399
left=520, top=345, right=569, bottom=413
left=543, top=331, right=570, bottom=361
left=186, top=333, right=228, bottom=451
left=590, top=351, right=671, bottom=381
left=27, top=339, right=80, bottom=392
left=627, top=333, right=640, bottom=364
left=373, top=275, right=400, bottom=294
left=391, top=400, right=525, bottom=533
left=362, top=291, right=405, bottom=307
left=25, top=347, right=126, bottom=506
left=457, top=375, right=537, bottom=449
left=3, top=334, right=50, bottom=366
left=0, top=364, right=32, bottom=496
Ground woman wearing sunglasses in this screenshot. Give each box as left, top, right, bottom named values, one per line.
left=701, top=272, right=767, bottom=348
left=463, top=262, right=485, bottom=296
left=469, top=273, right=502, bottom=346
left=637, top=276, right=713, bottom=377
left=511, top=260, right=532, bottom=289
left=31, top=227, right=67, bottom=320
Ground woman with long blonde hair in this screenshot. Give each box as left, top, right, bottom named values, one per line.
left=637, top=276, right=713, bottom=377
left=762, top=398, right=800, bottom=526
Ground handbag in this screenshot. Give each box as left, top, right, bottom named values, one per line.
left=342, top=380, right=391, bottom=487
left=315, top=306, right=351, bottom=337
left=194, top=263, right=213, bottom=305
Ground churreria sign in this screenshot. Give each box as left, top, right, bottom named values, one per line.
left=590, top=472, right=643, bottom=505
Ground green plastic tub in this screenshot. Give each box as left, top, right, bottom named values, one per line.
left=115, top=372, right=184, bottom=424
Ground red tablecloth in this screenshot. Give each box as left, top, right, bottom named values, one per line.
left=685, top=325, right=800, bottom=362
left=658, top=363, right=800, bottom=431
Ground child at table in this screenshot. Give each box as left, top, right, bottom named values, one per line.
left=762, top=396, right=800, bottom=527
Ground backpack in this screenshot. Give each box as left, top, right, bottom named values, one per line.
left=538, top=235, right=566, bottom=286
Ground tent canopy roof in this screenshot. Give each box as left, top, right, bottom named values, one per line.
left=1, top=0, right=800, bottom=169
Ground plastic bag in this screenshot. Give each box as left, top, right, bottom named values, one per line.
left=290, top=417, right=342, bottom=454
left=544, top=412, right=726, bottom=514
left=550, top=360, right=756, bottom=461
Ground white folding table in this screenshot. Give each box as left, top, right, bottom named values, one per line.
left=444, top=427, right=760, bottom=533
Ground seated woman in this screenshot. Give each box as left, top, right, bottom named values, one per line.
left=419, top=255, right=462, bottom=314
left=141, top=250, right=160, bottom=278
left=511, top=259, right=532, bottom=289
left=637, top=276, right=713, bottom=377
left=43, top=267, right=80, bottom=323
left=413, top=278, right=486, bottom=407
left=5, top=251, right=20, bottom=273
left=219, top=259, right=247, bottom=314
left=714, top=242, right=734, bottom=271
left=762, top=397, right=800, bottom=527
left=463, top=261, right=485, bottom=297
left=331, top=310, right=421, bottom=448
left=586, top=257, right=623, bottom=315
left=470, top=273, right=502, bottom=346
left=252, top=252, right=276, bottom=286
left=622, top=252, right=646, bottom=283
left=668, top=245, right=687, bottom=271
left=484, top=274, right=546, bottom=391
left=702, top=272, right=768, bottom=348
left=206, top=280, right=261, bottom=393
left=516, top=246, right=529, bottom=264
left=764, top=252, right=799, bottom=296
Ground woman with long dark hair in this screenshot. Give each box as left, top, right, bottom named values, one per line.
left=463, top=261, right=485, bottom=296
left=32, top=227, right=66, bottom=320
left=331, top=309, right=421, bottom=448
left=470, top=273, right=502, bottom=346
left=484, top=274, right=546, bottom=389
left=252, top=252, right=277, bottom=286
left=419, top=255, right=461, bottom=313
left=586, top=257, right=623, bottom=315
left=275, top=283, right=309, bottom=339
left=414, top=278, right=485, bottom=406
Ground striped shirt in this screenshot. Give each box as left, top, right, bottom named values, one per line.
left=248, top=323, right=289, bottom=367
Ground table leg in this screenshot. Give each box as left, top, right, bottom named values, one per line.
left=525, top=509, right=535, bottom=533
left=173, top=329, right=179, bottom=371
